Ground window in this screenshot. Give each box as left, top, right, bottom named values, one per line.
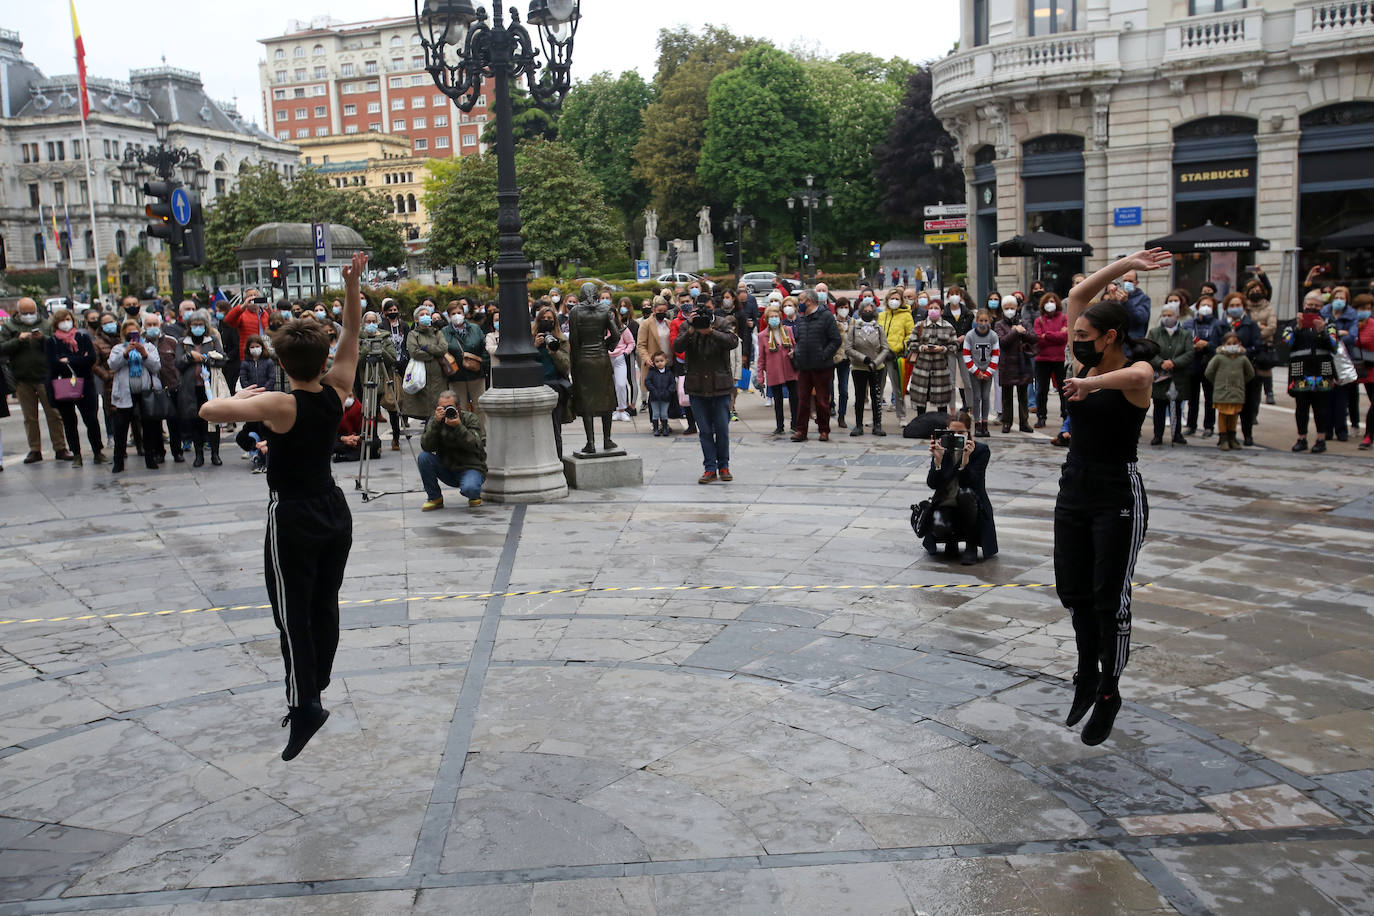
left=974, top=0, right=989, bottom=46
left=389, top=76, right=403, bottom=88
left=28, top=183, right=40, bottom=207
left=294, top=46, right=305, bottom=58
left=102, top=139, right=111, bottom=157
left=476, top=94, right=486, bottom=108
left=316, top=127, right=329, bottom=136
left=390, top=35, right=402, bottom=46
left=433, top=94, right=445, bottom=107
left=115, top=229, right=126, bottom=256
left=314, top=66, right=327, bottom=79
left=274, top=48, right=285, bottom=60
left=366, top=80, right=379, bottom=92
left=215, top=177, right=227, bottom=195
left=475, top=115, right=487, bottom=123
left=341, top=82, right=355, bottom=94
left=274, top=89, right=286, bottom=100
left=294, top=68, right=306, bottom=81
left=276, top=109, right=287, bottom=121
left=411, top=34, right=422, bottom=44
left=391, top=57, right=403, bottom=70
left=54, top=182, right=65, bottom=207
left=410, top=75, right=426, bottom=86
left=367, top=101, right=381, bottom=113
left=315, top=106, right=327, bottom=117
left=72, top=139, right=81, bottom=159
left=462, top=132, right=476, bottom=147
left=392, top=99, right=405, bottom=110
left=79, top=180, right=88, bottom=204
left=275, top=70, right=286, bottom=83
left=295, top=107, right=307, bottom=119
left=111, top=182, right=121, bottom=205
left=369, top=122, right=382, bottom=132
left=55, top=141, right=65, bottom=160
left=293, top=87, right=305, bottom=98
left=394, top=194, right=404, bottom=212
left=411, top=96, right=425, bottom=108
left=1029, top=0, right=1076, bottom=35
left=340, top=62, right=354, bottom=76
left=34, top=233, right=44, bottom=259
left=296, top=128, right=309, bottom=138
left=343, top=103, right=357, bottom=116
left=313, top=44, right=324, bottom=56
left=313, top=85, right=326, bottom=96
left=22, top=143, right=32, bottom=163
left=414, top=138, right=428, bottom=150
left=411, top=55, right=424, bottom=68
left=1189, top=0, right=1246, bottom=10
left=344, top=124, right=359, bottom=134
left=365, top=61, right=378, bottom=74
left=435, top=135, right=450, bottom=148
left=84, top=230, right=94, bottom=259
left=407, top=193, right=416, bottom=211
left=413, top=117, right=426, bottom=129
left=278, top=130, right=290, bottom=140
left=393, top=119, right=407, bottom=130
left=434, top=114, right=448, bottom=127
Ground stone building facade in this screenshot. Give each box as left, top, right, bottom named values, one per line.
left=295, top=133, right=432, bottom=239
left=0, top=29, right=297, bottom=277
left=931, top=0, right=1374, bottom=315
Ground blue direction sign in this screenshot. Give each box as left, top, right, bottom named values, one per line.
left=1114, top=206, right=1142, bottom=227
left=635, top=259, right=650, bottom=281
left=170, top=187, right=192, bottom=226
left=313, top=222, right=331, bottom=264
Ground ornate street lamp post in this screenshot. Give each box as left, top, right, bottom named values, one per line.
left=416, top=0, right=580, bottom=502
left=119, top=119, right=206, bottom=303
left=723, top=203, right=755, bottom=275
left=786, top=173, right=833, bottom=286
left=416, top=0, right=579, bottom=389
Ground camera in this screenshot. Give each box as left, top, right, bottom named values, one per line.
left=361, top=336, right=388, bottom=361
left=443, top=405, right=459, bottom=420
left=690, top=311, right=713, bottom=329
left=546, top=338, right=560, bottom=352
left=932, top=428, right=966, bottom=454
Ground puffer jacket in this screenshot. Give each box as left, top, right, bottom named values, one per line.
left=1204, top=347, right=1255, bottom=404
left=845, top=319, right=890, bottom=372
left=791, top=305, right=842, bottom=371
left=402, top=323, right=451, bottom=417
left=993, top=316, right=1037, bottom=386
left=878, top=302, right=914, bottom=356
left=238, top=357, right=278, bottom=391
left=1034, top=311, right=1068, bottom=364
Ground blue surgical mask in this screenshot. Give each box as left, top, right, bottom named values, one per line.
left=418, top=314, right=432, bottom=327
left=768, top=316, right=781, bottom=328
left=975, top=322, right=990, bottom=334
left=988, top=300, right=999, bottom=309
left=1226, top=306, right=1244, bottom=319
left=690, top=287, right=700, bottom=298
left=817, top=292, right=828, bottom=304
left=332, top=306, right=342, bottom=316
left=1356, top=309, right=1371, bottom=321
left=600, top=298, right=612, bottom=307
left=1331, top=299, right=1347, bottom=312
left=144, top=326, right=161, bottom=338
left=364, top=322, right=378, bottom=333
left=1123, top=281, right=1136, bottom=293
left=619, top=306, right=629, bottom=315
left=191, top=326, right=205, bottom=337
left=314, top=311, right=327, bottom=321
left=281, top=310, right=293, bottom=320
left=102, top=322, right=117, bottom=334
left=917, top=297, right=929, bottom=308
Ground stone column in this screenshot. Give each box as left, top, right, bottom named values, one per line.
left=1255, top=129, right=1301, bottom=316
left=477, top=386, right=569, bottom=503
left=993, top=156, right=1022, bottom=293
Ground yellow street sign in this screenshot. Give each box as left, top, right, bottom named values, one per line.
left=924, top=232, right=968, bottom=245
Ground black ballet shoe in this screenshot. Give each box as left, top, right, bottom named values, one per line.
left=1080, top=690, right=1122, bottom=746
left=280, top=701, right=330, bottom=761
left=1065, top=671, right=1099, bottom=727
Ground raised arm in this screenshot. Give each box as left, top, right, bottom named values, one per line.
left=322, top=251, right=368, bottom=396
left=1066, top=249, right=1172, bottom=328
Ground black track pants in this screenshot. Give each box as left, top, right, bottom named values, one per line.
left=264, top=487, right=353, bottom=707
left=1053, top=458, right=1148, bottom=683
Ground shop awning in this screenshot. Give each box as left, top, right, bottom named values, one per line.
left=993, top=229, right=1093, bottom=257
left=1320, top=219, right=1374, bottom=250
left=1145, top=221, right=1270, bottom=252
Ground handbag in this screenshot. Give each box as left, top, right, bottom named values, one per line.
left=1252, top=345, right=1279, bottom=370
left=736, top=367, right=752, bottom=391
left=402, top=358, right=427, bottom=394
left=52, top=373, right=85, bottom=403
left=139, top=387, right=172, bottom=420
left=910, top=500, right=934, bottom=539
left=676, top=374, right=690, bottom=407
left=1333, top=341, right=1358, bottom=385
left=461, top=351, right=483, bottom=373
left=439, top=352, right=460, bottom=378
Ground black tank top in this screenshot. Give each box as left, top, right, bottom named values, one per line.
left=1066, top=365, right=1148, bottom=466
left=266, top=386, right=343, bottom=497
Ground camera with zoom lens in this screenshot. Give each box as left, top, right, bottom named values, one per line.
left=546, top=338, right=560, bottom=352
left=361, top=336, right=388, bottom=361
left=690, top=311, right=714, bottom=329
left=443, top=405, right=459, bottom=420
left=932, top=428, right=965, bottom=454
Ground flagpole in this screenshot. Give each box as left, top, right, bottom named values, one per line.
left=71, top=0, right=104, bottom=308
left=40, top=205, right=50, bottom=269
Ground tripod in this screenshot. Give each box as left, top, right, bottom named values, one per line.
left=356, top=353, right=388, bottom=501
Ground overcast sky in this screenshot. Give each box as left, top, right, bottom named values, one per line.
left=11, top=1, right=958, bottom=127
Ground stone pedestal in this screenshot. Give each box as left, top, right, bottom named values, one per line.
left=697, top=233, right=715, bottom=273
left=477, top=385, right=568, bottom=503
left=562, top=452, right=644, bottom=490
left=644, top=236, right=659, bottom=275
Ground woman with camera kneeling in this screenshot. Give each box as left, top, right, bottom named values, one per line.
left=923, top=411, right=997, bottom=565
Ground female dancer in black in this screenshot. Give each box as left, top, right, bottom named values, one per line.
left=1057, top=248, right=1171, bottom=745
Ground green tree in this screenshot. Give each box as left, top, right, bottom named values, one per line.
left=559, top=70, right=652, bottom=226
left=873, top=68, right=965, bottom=233
left=121, top=246, right=155, bottom=292
left=479, top=83, right=559, bottom=146
left=632, top=25, right=759, bottom=239
left=423, top=155, right=499, bottom=285
left=516, top=140, right=621, bottom=277
left=202, top=163, right=406, bottom=277
left=699, top=47, right=824, bottom=221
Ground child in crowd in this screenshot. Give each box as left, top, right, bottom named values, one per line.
left=644, top=351, right=676, bottom=436
left=1204, top=331, right=1255, bottom=451
left=962, top=309, right=1000, bottom=437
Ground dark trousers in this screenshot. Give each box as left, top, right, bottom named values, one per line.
left=112, top=406, right=163, bottom=469
left=1053, top=459, right=1148, bottom=688
left=1152, top=397, right=1183, bottom=440
left=1240, top=376, right=1261, bottom=440
left=924, top=489, right=980, bottom=555
left=1294, top=390, right=1332, bottom=438
left=1186, top=376, right=1214, bottom=431
left=1035, top=361, right=1065, bottom=418
left=795, top=367, right=834, bottom=435
left=264, top=487, right=352, bottom=707
left=769, top=380, right=798, bottom=431
left=688, top=393, right=731, bottom=472
left=1000, top=384, right=1030, bottom=429
left=852, top=368, right=886, bottom=428
left=1365, top=382, right=1374, bottom=434
left=831, top=361, right=850, bottom=422
left=1328, top=381, right=1358, bottom=436
left=189, top=388, right=220, bottom=456
left=55, top=384, right=104, bottom=458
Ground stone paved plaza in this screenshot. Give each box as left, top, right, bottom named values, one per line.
left=0, top=388, right=1371, bottom=915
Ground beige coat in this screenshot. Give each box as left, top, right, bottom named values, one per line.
left=1248, top=298, right=1277, bottom=377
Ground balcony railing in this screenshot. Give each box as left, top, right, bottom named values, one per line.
left=932, top=32, right=1114, bottom=103
left=1294, top=0, right=1374, bottom=43
left=1163, top=9, right=1263, bottom=62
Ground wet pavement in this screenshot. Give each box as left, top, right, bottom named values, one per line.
left=0, top=388, right=1371, bottom=915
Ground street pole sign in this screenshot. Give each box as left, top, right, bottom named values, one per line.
left=313, top=222, right=332, bottom=264
left=923, top=218, right=968, bottom=232
left=923, top=204, right=968, bottom=218
left=170, top=187, right=192, bottom=226
left=924, top=232, right=968, bottom=245
left=635, top=259, right=650, bottom=281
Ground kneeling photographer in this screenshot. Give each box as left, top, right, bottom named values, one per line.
left=917, top=411, right=998, bottom=565
left=416, top=390, right=487, bottom=512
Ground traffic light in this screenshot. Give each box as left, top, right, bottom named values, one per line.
left=143, top=180, right=182, bottom=248
left=269, top=258, right=284, bottom=290
left=869, top=240, right=881, bottom=259
left=723, top=239, right=740, bottom=273
left=173, top=190, right=205, bottom=269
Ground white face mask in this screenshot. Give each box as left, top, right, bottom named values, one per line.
left=1043, top=303, right=1057, bottom=314
left=344, top=397, right=355, bottom=408
left=57, top=320, right=73, bottom=332
left=550, top=294, right=561, bottom=304
left=249, top=346, right=263, bottom=358
left=19, top=313, right=38, bottom=325
left=1003, top=309, right=1017, bottom=320
left=948, top=295, right=961, bottom=307
left=837, top=308, right=849, bottom=319
left=450, top=314, right=464, bottom=326
left=783, top=306, right=796, bottom=318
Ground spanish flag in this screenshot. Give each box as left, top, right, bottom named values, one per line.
left=70, top=1, right=89, bottom=120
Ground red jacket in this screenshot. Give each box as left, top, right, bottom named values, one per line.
left=1034, top=311, right=1068, bottom=363
left=338, top=396, right=363, bottom=438
left=222, top=304, right=271, bottom=359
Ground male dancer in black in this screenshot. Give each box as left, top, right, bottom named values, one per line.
left=1056, top=248, right=1171, bottom=746
left=202, top=251, right=368, bottom=760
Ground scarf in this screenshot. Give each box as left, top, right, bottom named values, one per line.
left=54, top=326, right=80, bottom=352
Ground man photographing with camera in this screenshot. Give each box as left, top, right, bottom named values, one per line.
left=417, top=390, right=486, bottom=511
left=672, top=302, right=739, bottom=484
left=917, top=410, right=998, bottom=565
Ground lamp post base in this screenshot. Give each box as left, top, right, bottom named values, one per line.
left=477, top=385, right=569, bottom=504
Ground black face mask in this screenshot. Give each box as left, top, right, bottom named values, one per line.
left=537, top=320, right=555, bottom=332
left=1247, top=292, right=1263, bottom=302
left=1072, top=338, right=1106, bottom=368
left=386, top=313, right=399, bottom=320
left=861, top=311, right=876, bottom=322
left=655, top=312, right=668, bottom=322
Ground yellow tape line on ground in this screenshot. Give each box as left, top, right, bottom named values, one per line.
left=0, top=582, right=1151, bottom=628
